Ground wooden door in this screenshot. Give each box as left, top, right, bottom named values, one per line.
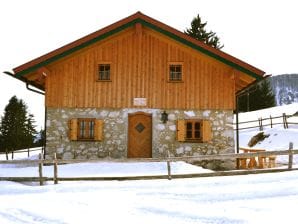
left=128, top=112, right=152, bottom=158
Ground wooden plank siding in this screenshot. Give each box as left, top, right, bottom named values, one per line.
left=45, top=24, right=248, bottom=110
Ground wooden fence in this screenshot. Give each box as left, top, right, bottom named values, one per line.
left=234, top=113, right=298, bottom=131
left=0, top=147, right=44, bottom=160
left=0, top=143, right=297, bottom=186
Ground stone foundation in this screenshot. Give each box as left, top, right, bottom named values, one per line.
left=46, top=107, right=235, bottom=170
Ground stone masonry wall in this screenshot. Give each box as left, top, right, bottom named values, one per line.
left=46, top=108, right=235, bottom=169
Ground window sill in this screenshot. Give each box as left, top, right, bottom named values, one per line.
left=96, top=80, right=112, bottom=82
left=77, top=138, right=96, bottom=142
left=184, top=139, right=203, bottom=143
left=167, top=80, right=184, bottom=83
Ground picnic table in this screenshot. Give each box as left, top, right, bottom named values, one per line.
left=239, top=148, right=276, bottom=169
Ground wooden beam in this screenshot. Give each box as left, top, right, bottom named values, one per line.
left=135, top=22, right=142, bottom=36
left=54, top=168, right=298, bottom=182
left=239, top=73, right=255, bottom=83
left=37, top=66, right=51, bottom=77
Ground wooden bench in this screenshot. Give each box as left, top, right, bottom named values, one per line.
left=268, top=156, right=276, bottom=168
left=240, top=148, right=266, bottom=169
left=238, top=148, right=278, bottom=169
left=258, top=155, right=267, bottom=168
left=238, top=158, right=249, bottom=169
left=258, top=155, right=276, bottom=168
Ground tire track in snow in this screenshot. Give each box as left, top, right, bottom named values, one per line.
left=0, top=209, right=66, bottom=224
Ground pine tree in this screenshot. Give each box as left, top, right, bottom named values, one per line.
left=24, top=114, right=37, bottom=149
left=258, top=80, right=276, bottom=109
left=185, top=14, right=223, bottom=49
left=238, top=80, right=276, bottom=112
left=0, top=96, right=37, bottom=152
left=0, top=133, right=4, bottom=152
left=35, top=129, right=45, bottom=147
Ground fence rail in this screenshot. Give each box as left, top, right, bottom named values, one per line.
left=0, top=143, right=297, bottom=186
left=0, top=147, right=44, bottom=160
left=233, top=113, right=298, bottom=131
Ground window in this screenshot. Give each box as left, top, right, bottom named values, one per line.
left=78, top=118, right=95, bottom=140
left=176, top=119, right=211, bottom=143
left=169, top=64, right=182, bottom=81
left=185, top=120, right=201, bottom=141
left=98, top=64, right=111, bottom=81
left=69, top=118, right=103, bottom=141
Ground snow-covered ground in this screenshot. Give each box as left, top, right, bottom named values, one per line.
left=0, top=104, right=298, bottom=223
left=0, top=168, right=298, bottom=224
left=0, top=160, right=212, bottom=178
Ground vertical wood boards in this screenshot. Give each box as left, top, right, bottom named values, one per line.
left=45, top=26, right=251, bottom=110
left=128, top=112, right=152, bottom=158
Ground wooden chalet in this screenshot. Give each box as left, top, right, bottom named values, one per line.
left=9, top=12, right=265, bottom=169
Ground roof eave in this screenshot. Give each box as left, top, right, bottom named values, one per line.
left=13, top=11, right=265, bottom=81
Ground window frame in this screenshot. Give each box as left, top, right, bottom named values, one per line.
left=97, top=63, right=112, bottom=82
left=168, top=62, right=183, bottom=82
left=77, top=118, right=96, bottom=141
left=184, top=119, right=202, bottom=142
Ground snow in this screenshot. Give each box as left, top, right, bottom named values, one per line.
left=237, top=103, right=298, bottom=164
left=238, top=103, right=298, bottom=122
left=0, top=160, right=212, bottom=178
left=1, top=170, right=298, bottom=223
left=0, top=104, right=298, bottom=223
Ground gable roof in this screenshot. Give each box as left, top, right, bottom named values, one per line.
left=12, top=11, right=265, bottom=89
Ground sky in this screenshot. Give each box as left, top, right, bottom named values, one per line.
left=1, top=0, right=298, bottom=129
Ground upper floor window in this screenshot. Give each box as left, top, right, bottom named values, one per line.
left=169, top=64, right=182, bottom=82
left=98, top=64, right=111, bottom=81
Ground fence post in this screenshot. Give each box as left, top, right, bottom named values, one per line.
left=167, top=150, right=172, bottom=180
left=283, top=113, right=285, bottom=129
left=54, top=153, right=58, bottom=184
left=41, top=147, right=44, bottom=158
left=11, top=150, right=14, bottom=160
left=288, top=142, right=293, bottom=169
left=5, top=149, right=8, bottom=160
left=283, top=113, right=289, bottom=129
left=38, top=153, right=44, bottom=186
left=258, top=117, right=263, bottom=131
left=270, top=115, right=273, bottom=128
left=27, top=148, right=30, bottom=158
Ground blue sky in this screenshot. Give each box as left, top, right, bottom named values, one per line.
left=1, top=0, right=298, bottom=128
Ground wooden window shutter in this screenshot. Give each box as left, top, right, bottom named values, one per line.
left=94, top=119, right=103, bottom=141
left=69, top=119, right=78, bottom=141
left=176, top=120, right=185, bottom=142
left=202, top=120, right=212, bottom=142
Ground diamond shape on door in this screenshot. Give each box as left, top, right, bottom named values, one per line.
left=135, top=123, right=145, bottom=133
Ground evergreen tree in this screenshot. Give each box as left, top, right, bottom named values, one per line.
left=238, top=80, right=276, bottom=112
left=24, top=114, right=37, bottom=149
left=0, top=96, right=37, bottom=152
left=185, top=14, right=224, bottom=49
left=0, top=132, right=3, bottom=152
left=35, top=129, right=45, bottom=147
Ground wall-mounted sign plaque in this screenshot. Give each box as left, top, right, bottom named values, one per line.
left=133, top=98, right=147, bottom=106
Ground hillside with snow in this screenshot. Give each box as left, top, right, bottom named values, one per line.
left=237, top=103, right=298, bottom=165
left=238, top=103, right=298, bottom=150
left=0, top=104, right=298, bottom=223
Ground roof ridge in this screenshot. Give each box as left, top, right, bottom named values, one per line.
left=12, top=11, right=265, bottom=79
